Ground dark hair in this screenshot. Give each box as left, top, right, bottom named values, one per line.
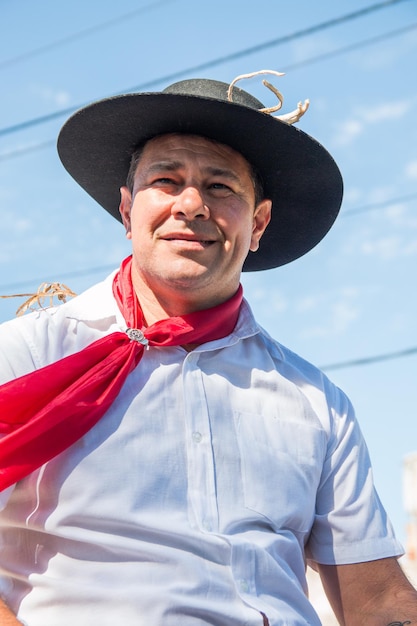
left=126, top=145, right=145, bottom=194
left=126, top=136, right=265, bottom=205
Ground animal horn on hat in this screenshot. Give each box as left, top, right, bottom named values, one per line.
left=227, top=69, right=310, bottom=124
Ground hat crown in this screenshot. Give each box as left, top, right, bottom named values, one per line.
left=163, top=78, right=265, bottom=111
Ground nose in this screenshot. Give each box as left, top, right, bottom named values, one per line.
left=171, top=186, right=210, bottom=220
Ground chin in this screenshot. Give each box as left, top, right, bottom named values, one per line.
left=163, top=270, right=213, bottom=290
left=160, top=258, right=213, bottom=280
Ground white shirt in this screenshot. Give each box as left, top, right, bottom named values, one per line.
left=0, top=273, right=403, bottom=626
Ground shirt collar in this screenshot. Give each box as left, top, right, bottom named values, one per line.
left=63, top=272, right=261, bottom=347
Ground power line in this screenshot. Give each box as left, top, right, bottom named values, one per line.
left=320, top=345, right=417, bottom=371
left=0, top=265, right=116, bottom=292
left=0, top=0, right=177, bottom=71
left=0, top=104, right=78, bottom=139
left=1, top=21, right=415, bottom=164
left=341, top=191, right=417, bottom=217
left=124, top=0, right=412, bottom=92
left=0, top=0, right=411, bottom=140
left=282, top=21, right=417, bottom=73
left=0, top=140, right=55, bottom=161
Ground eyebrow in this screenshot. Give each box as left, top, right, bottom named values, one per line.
left=145, top=161, right=182, bottom=173
left=205, top=167, right=241, bottom=183
left=144, top=161, right=242, bottom=183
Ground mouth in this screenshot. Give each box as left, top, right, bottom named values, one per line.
left=161, top=234, right=217, bottom=246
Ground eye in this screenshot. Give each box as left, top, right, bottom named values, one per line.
left=154, top=177, right=176, bottom=184
left=148, top=176, right=179, bottom=189
left=209, top=182, right=233, bottom=192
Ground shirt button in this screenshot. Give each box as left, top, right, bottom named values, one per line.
left=192, top=431, right=202, bottom=443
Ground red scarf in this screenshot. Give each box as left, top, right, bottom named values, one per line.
left=0, top=256, right=243, bottom=491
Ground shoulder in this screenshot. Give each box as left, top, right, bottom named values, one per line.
left=255, top=315, right=343, bottom=389
left=242, top=306, right=354, bottom=433
left=0, top=272, right=120, bottom=382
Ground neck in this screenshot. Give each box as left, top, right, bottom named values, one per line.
left=131, top=267, right=239, bottom=326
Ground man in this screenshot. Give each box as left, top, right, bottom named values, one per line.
left=0, top=73, right=416, bottom=625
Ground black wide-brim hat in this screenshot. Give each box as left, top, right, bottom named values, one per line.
left=57, top=78, right=343, bottom=271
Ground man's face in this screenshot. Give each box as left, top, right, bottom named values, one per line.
left=119, top=133, right=271, bottom=309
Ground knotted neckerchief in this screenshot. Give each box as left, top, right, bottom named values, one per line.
left=0, top=256, right=243, bottom=491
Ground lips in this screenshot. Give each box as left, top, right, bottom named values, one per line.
left=161, top=232, right=216, bottom=245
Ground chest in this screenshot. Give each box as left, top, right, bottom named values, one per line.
left=7, top=344, right=328, bottom=539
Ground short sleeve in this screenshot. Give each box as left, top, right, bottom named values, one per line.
left=306, top=385, right=404, bottom=565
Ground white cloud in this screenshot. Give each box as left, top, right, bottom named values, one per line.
left=30, top=84, right=71, bottom=107
left=384, top=204, right=417, bottom=229
left=403, top=239, right=417, bottom=256
left=2, top=212, right=34, bottom=234
left=405, top=160, right=417, bottom=180
left=14, top=218, right=31, bottom=233
left=361, top=234, right=417, bottom=259
left=343, top=185, right=417, bottom=227
left=297, top=288, right=360, bottom=338
left=367, top=186, right=396, bottom=204
left=361, top=100, right=412, bottom=123
left=334, top=118, right=363, bottom=146
left=361, top=236, right=401, bottom=259
left=54, top=91, right=71, bottom=106
left=296, top=295, right=319, bottom=313
left=343, top=186, right=363, bottom=205
left=333, top=97, right=413, bottom=146
left=353, top=29, right=417, bottom=72
left=244, top=284, right=288, bottom=316
left=384, top=203, right=408, bottom=220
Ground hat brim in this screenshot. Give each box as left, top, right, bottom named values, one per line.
left=57, top=92, right=343, bottom=271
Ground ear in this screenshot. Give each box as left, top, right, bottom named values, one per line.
left=119, top=186, right=133, bottom=240
left=250, top=199, right=272, bottom=252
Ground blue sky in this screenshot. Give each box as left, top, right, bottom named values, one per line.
left=0, top=0, right=416, bottom=545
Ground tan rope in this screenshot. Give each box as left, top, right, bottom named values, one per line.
left=259, top=80, right=284, bottom=114
left=0, top=283, right=77, bottom=317
left=227, top=69, right=310, bottom=124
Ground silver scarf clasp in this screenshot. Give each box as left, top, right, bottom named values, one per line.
left=126, top=327, right=149, bottom=346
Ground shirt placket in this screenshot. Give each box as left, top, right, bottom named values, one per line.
left=182, top=351, right=219, bottom=534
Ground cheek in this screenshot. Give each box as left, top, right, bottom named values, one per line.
left=215, top=201, right=252, bottom=228
left=224, top=210, right=255, bottom=244
left=131, top=193, right=171, bottom=232
left=129, top=209, right=163, bottom=256
left=129, top=203, right=153, bottom=235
